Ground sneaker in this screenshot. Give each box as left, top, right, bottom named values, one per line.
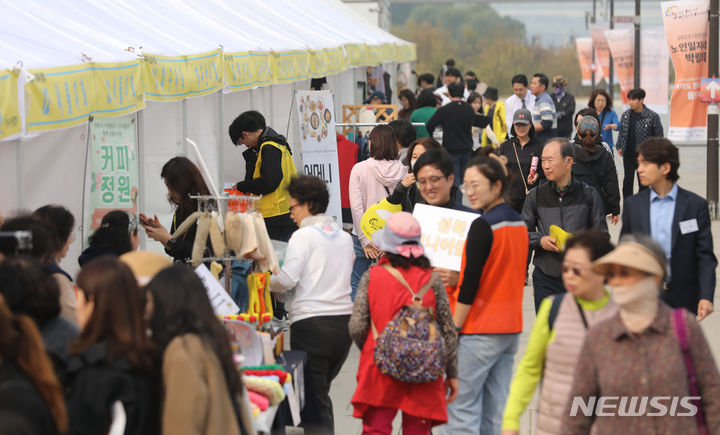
left=271, top=315, right=288, bottom=332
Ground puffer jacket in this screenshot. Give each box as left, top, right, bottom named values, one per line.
left=521, top=177, right=608, bottom=277
left=616, top=105, right=664, bottom=153
left=571, top=140, right=620, bottom=216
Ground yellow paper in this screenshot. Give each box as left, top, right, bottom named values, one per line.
left=549, top=225, right=572, bottom=251
left=361, top=199, right=402, bottom=241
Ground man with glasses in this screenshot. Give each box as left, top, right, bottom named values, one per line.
left=228, top=110, right=298, bottom=242
left=522, top=138, right=607, bottom=312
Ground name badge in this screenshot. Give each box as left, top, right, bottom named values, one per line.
left=679, top=218, right=699, bottom=234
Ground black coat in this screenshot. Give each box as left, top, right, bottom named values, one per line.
left=551, top=92, right=576, bottom=138
left=64, top=342, right=159, bottom=435
left=621, top=187, right=717, bottom=313
left=571, top=140, right=620, bottom=216
left=0, top=363, right=58, bottom=435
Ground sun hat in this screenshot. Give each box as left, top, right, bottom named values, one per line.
left=577, top=115, right=599, bottom=135
left=120, top=250, right=172, bottom=286
left=371, top=212, right=424, bottom=258
left=592, top=242, right=665, bottom=277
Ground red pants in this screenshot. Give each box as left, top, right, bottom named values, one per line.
left=361, top=406, right=433, bottom=435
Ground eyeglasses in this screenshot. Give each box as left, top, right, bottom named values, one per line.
left=460, top=183, right=482, bottom=195
left=416, top=175, right=446, bottom=188
left=562, top=264, right=584, bottom=276
left=288, top=203, right=301, bottom=214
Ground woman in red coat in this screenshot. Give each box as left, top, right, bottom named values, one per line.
left=349, top=212, right=458, bottom=434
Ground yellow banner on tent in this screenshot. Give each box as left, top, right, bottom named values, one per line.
left=142, top=49, right=223, bottom=101
left=310, top=48, right=345, bottom=77
left=273, top=50, right=311, bottom=83
left=25, top=60, right=144, bottom=132
left=380, top=43, right=396, bottom=63
left=345, top=43, right=368, bottom=67
left=396, top=44, right=417, bottom=63
left=224, top=52, right=273, bottom=91
left=367, top=45, right=381, bottom=66
left=0, top=70, right=21, bottom=139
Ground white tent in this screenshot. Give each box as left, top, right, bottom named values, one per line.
left=0, top=0, right=415, bottom=275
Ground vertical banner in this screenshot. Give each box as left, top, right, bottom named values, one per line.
left=83, top=117, right=139, bottom=246
left=605, top=28, right=636, bottom=105
left=590, top=22, right=612, bottom=81
left=662, top=0, right=709, bottom=141
left=575, top=37, right=603, bottom=86
left=295, top=90, right=342, bottom=223
left=641, top=28, right=670, bottom=114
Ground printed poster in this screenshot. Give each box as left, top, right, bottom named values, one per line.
left=83, top=117, right=139, bottom=247
left=296, top=90, right=342, bottom=223
left=662, top=0, right=709, bottom=141
left=412, top=204, right=479, bottom=271
left=641, top=28, right=670, bottom=114
left=575, top=37, right=603, bottom=87
left=605, top=28, right=635, bottom=106
left=589, top=22, right=612, bottom=81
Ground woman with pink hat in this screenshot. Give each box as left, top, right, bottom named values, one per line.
left=349, top=211, right=458, bottom=434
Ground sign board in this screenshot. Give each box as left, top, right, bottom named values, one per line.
left=295, top=90, right=342, bottom=223
left=83, top=117, right=140, bottom=247
left=195, top=264, right=240, bottom=316
left=412, top=204, right=479, bottom=272
left=701, top=78, right=720, bottom=103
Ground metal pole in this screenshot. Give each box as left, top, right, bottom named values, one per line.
left=633, top=0, right=641, bottom=88
left=707, top=0, right=719, bottom=219
left=591, top=0, right=597, bottom=90
left=609, top=0, right=615, bottom=95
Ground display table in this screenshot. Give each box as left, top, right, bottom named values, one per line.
left=270, top=350, right=322, bottom=434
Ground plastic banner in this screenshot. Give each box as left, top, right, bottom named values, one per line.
left=396, top=44, right=417, bottom=63
left=142, top=49, right=223, bottom=101
left=605, top=28, right=636, bottom=105
left=345, top=43, right=369, bottom=67
left=641, top=28, right=670, bottom=114
left=590, top=22, right=612, bottom=81
left=575, top=37, right=602, bottom=86
left=83, top=117, right=139, bottom=246
left=310, top=48, right=345, bottom=78
left=224, top=52, right=273, bottom=91
left=273, top=51, right=311, bottom=83
left=295, top=90, right=342, bottom=223
left=0, top=70, right=20, bottom=140
left=381, top=43, right=397, bottom=63
left=25, top=61, right=144, bottom=132
left=413, top=204, right=479, bottom=272
left=662, top=0, right=709, bottom=141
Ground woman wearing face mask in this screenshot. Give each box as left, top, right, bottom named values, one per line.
left=440, top=155, right=529, bottom=435
left=386, top=137, right=443, bottom=212
left=570, top=115, right=620, bottom=225
left=496, top=108, right=544, bottom=213
left=501, top=230, right=616, bottom=435
left=467, top=92, right=484, bottom=150
left=563, top=235, right=720, bottom=434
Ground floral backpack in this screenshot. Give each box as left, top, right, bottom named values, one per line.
left=371, top=265, right=446, bottom=383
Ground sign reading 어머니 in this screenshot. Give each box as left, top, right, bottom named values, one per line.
left=295, top=90, right=342, bottom=223
left=83, top=117, right=139, bottom=247
left=412, top=204, right=480, bottom=272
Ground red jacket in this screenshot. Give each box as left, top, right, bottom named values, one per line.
left=336, top=134, right=358, bottom=208
left=351, top=259, right=448, bottom=423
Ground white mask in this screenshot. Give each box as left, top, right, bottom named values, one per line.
left=410, top=159, right=418, bottom=170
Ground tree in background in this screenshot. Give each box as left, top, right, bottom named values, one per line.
left=393, top=4, right=585, bottom=98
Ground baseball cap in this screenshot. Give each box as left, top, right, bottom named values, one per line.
left=577, top=116, right=599, bottom=135
left=512, top=108, right=532, bottom=125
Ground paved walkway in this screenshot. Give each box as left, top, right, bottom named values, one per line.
left=288, top=145, right=720, bottom=434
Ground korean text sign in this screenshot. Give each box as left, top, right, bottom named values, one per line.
left=413, top=204, right=479, bottom=271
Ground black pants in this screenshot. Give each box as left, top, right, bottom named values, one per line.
left=532, top=268, right=566, bottom=313
left=290, top=315, right=352, bottom=435
left=622, top=152, right=648, bottom=198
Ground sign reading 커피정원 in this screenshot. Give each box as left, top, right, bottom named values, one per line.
left=83, top=117, right=139, bottom=247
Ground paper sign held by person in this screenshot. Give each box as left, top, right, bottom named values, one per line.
left=412, top=204, right=480, bottom=271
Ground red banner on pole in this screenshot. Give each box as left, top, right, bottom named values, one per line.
left=590, top=22, right=612, bottom=81
left=575, top=37, right=602, bottom=87
left=662, top=0, right=709, bottom=141
left=605, top=28, right=635, bottom=105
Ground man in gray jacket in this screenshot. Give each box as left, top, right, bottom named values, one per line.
left=522, top=138, right=608, bottom=312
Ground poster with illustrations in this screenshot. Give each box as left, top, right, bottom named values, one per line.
left=296, top=90, right=342, bottom=222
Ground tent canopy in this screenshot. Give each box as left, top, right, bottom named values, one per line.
left=0, top=0, right=415, bottom=139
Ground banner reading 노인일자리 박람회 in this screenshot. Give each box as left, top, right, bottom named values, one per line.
left=662, top=0, right=709, bottom=141
left=83, top=117, right=139, bottom=247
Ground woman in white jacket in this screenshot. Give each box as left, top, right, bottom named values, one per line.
left=270, top=175, right=354, bottom=435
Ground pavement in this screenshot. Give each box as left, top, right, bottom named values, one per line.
left=284, top=144, right=720, bottom=435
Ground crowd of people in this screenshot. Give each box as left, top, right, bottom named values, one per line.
left=1, top=59, right=719, bottom=435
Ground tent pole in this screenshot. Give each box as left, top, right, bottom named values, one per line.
left=269, top=86, right=275, bottom=132
left=182, top=99, right=188, bottom=156
left=217, top=90, right=225, bottom=190
left=137, top=110, right=147, bottom=250
left=15, top=139, right=23, bottom=210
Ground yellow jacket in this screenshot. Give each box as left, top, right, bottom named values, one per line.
left=254, top=141, right=297, bottom=218
left=482, top=100, right=507, bottom=148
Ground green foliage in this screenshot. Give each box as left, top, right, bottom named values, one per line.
left=392, top=4, right=587, bottom=97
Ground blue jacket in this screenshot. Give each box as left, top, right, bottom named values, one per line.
left=621, top=186, right=717, bottom=314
